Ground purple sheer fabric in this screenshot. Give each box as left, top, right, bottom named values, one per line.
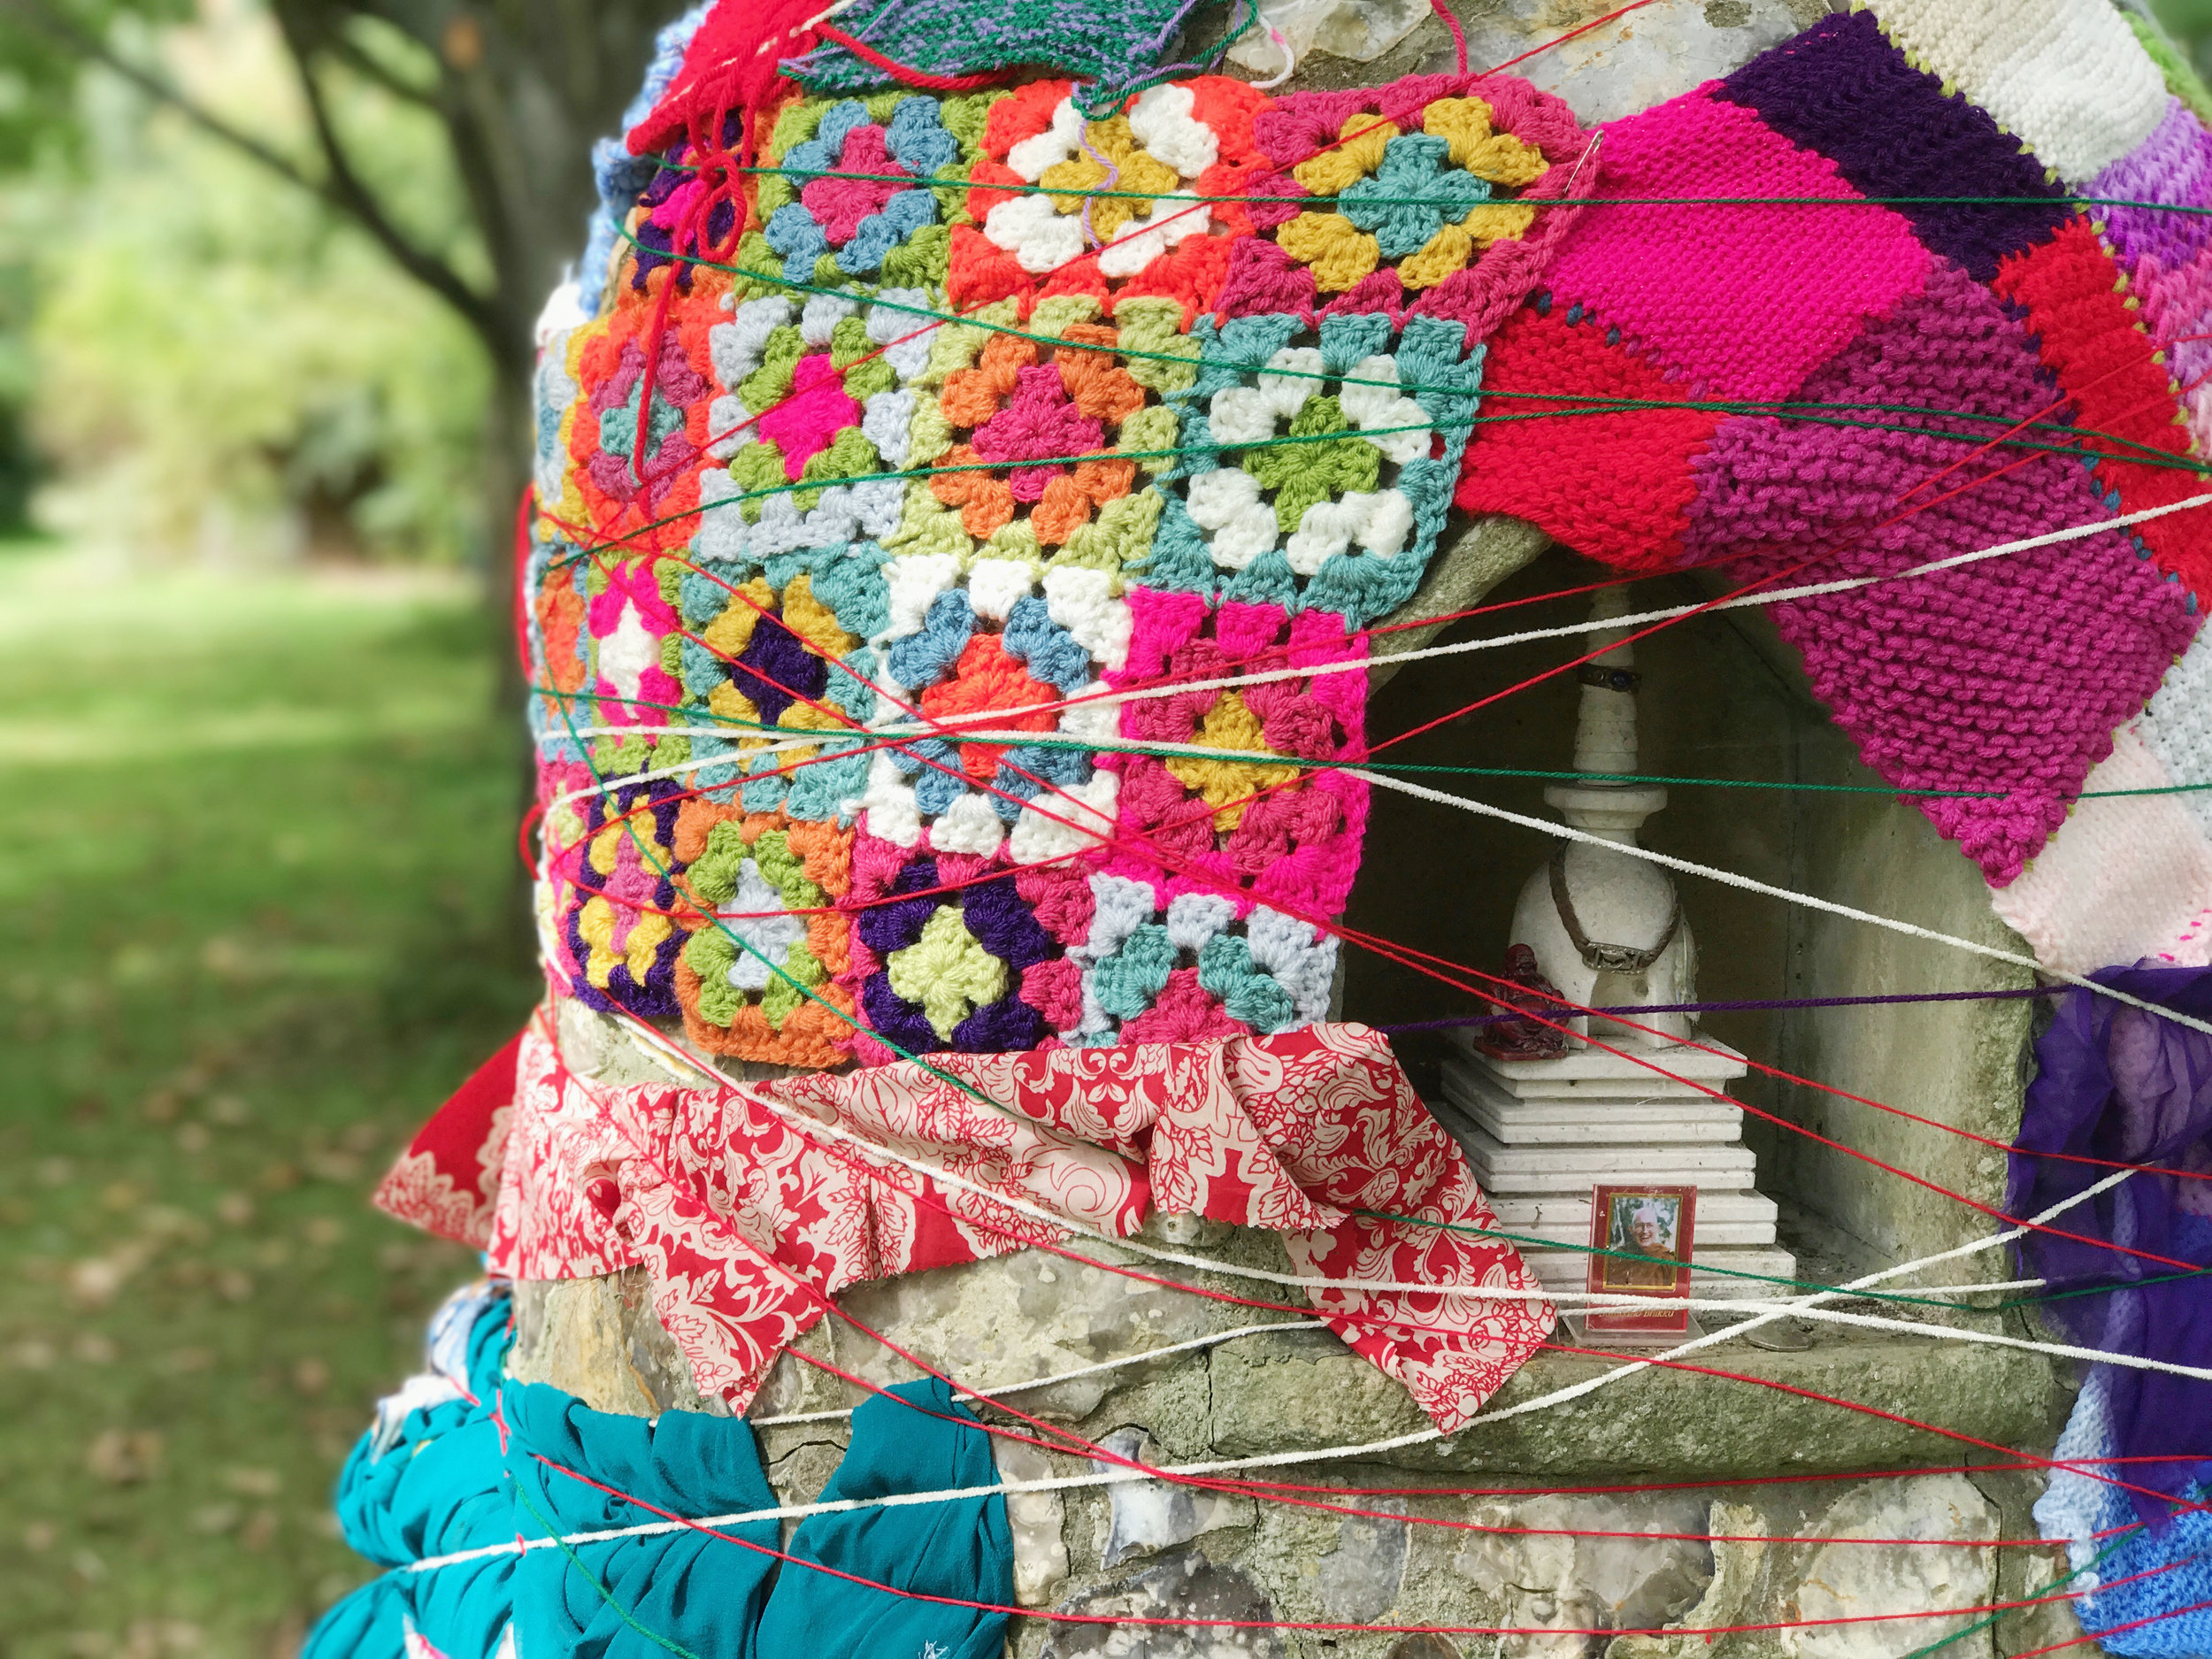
left=2009, top=963, right=2212, bottom=1524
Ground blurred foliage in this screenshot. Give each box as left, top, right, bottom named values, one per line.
left=2158, top=0, right=2212, bottom=41
left=16, top=1, right=490, bottom=562
left=0, top=0, right=195, bottom=173
left=0, top=548, right=540, bottom=1657
left=2156, top=0, right=2212, bottom=70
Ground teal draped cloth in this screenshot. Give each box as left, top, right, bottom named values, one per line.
left=758, top=1376, right=1015, bottom=1659
left=307, top=1291, right=521, bottom=1659
left=506, top=1383, right=780, bottom=1657
left=310, top=1292, right=1014, bottom=1659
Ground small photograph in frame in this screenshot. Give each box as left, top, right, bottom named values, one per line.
left=1583, top=1184, right=1696, bottom=1337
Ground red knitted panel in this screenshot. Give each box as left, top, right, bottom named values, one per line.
left=1453, top=302, right=1718, bottom=571
left=1994, top=216, right=2212, bottom=599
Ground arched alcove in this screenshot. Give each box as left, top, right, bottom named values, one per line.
left=1346, top=541, right=2035, bottom=1281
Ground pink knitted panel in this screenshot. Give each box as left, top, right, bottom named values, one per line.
left=1684, top=262, right=2199, bottom=884
left=2132, top=241, right=2212, bottom=455
left=1541, top=87, right=1931, bottom=403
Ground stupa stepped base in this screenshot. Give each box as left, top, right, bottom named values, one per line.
left=1425, top=1031, right=1796, bottom=1298
left=1441, top=1056, right=1744, bottom=1142
left=1445, top=1118, right=1760, bottom=1192
left=1446, top=1033, right=1754, bottom=1092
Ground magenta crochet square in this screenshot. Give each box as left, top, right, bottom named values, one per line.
left=1683, top=264, right=2199, bottom=883
left=1097, top=588, right=1371, bottom=923
left=1540, top=88, right=1930, bottom=403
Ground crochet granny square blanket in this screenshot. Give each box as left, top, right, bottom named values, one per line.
left=525, top=0, right=2212, bottom=1073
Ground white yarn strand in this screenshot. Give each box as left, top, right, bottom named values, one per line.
left=1348, top=765, right=2212, bottom=1040
left=544, top=495, right=2212, bottom=796
left=400, top=1165, right=2135, bottom=1575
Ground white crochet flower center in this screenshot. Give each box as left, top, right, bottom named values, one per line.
left=987, top=86, right=1222, bottom=277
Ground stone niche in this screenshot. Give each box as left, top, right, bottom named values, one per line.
left=1351, top=544, right=2040, bottom=1302
left=516, top=534, right=2080, bottom=1658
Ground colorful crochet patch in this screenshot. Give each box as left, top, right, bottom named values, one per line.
left=529, top=2, right=2212, bottom=1064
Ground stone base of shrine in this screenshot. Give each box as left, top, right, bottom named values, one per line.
left=488, top=995, right=2081, bottom=1658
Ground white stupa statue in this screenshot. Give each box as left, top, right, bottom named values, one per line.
left=1508, top=585, right=1696, bottom=1046
left=1424, top=587, right=1797, bottom=1307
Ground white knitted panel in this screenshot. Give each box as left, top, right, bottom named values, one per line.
left=2142, top=626, right=2212, bottom=846
left=1990, top=726, right=2212, bottom=972
left=1870, top=0, right=2169, bottom=183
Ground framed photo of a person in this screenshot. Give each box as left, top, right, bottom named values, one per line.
left=1584, top=1185, right=1696, bottom=1335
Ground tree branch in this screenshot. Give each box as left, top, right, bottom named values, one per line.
left=0, top=1, right=324, bottom=186
left=278, top=15, right=511, bottom=356
left=0, top=0, right=503, bottom=353
left=319, top=20, right=442, bottom=111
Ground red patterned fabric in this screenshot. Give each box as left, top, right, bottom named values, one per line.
left=380, top=1015, right=1553, bottom=1430
left=370, top=1032, right=521, bottom=1248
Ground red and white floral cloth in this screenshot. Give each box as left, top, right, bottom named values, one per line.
left=376, top=1010, right=1554, bottom=1431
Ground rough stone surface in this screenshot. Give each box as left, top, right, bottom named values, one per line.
left=1370, top=515, right=1551, bottom=691
left=1040, top=1548, right=1286, bottom=1659
left=1444, top=0, right=1838, bottom=125
left=764, top=1438, right=846, bottom=1545
left=1315, top=1499, right=1409, bottom=1624
left=1454, top=1493, right=1711, bottom=1655
left=828, top=1228, right=1264, bottom=1420
left=508, top=1267, right=725, bottom=1417
left=1097, top=1427, right=1256, bottom=1567
left=1778, top=1475, right=1998, bottom=1659
left=1203, top=1320, right=2063, bottom=1479
left=1239, top=0, right=1832, bottom=122
left=1607, top=1502, right=1767, bottom=1659
left=998, top=1438, right=1073, bottom=1607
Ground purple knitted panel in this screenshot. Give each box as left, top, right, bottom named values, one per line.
left=1713, top=10, right=2070, bottom=282
left=1683, top=262, right=2200, bottom=885
left=2093, top=97, right=2212, bottom=276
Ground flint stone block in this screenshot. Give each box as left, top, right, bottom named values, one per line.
left=998, top=1437, right=1073, bottom=1607
left=1096, top=1427, right=1256, bottom=1567
left=1317, top=1498, right=1409, bottom=1624
left=1041, top=1548, right=1286, bottom=1659
left=1778, top=1474, right=1998, bottom=1659
left=1454, top=1493, right=1712, bottom=1655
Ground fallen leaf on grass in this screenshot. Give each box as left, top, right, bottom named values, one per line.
left=85, top=1429, right=163, bottom=1485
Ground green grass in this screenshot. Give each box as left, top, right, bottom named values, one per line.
left=0, top=548, right=541, bottom=1659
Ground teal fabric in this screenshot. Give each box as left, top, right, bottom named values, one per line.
left=312, top=1294, right=1016, bottom=1659
left=305, top=1292, right=520, bottom=1659
left=757, top=1376, right=1014, bottom=1659
left=506, top=1383, right=781, bottom=1657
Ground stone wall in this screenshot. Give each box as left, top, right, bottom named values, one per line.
left=513, top=979, right=2078, bottom=1656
